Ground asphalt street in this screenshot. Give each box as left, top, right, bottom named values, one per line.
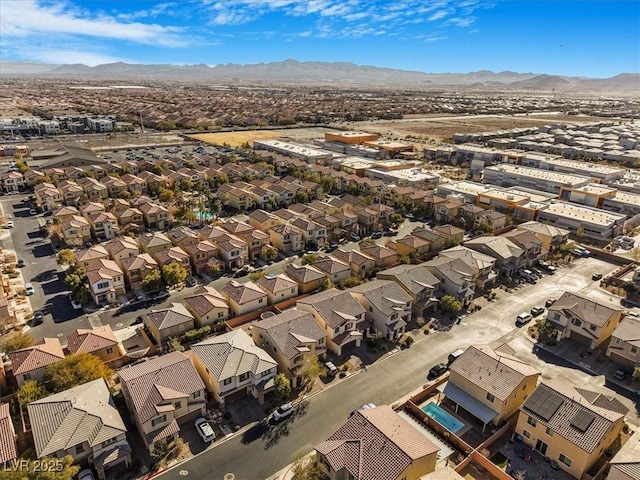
left=1, top=197, right=86, bottom=341
left=159, top=255, right=639, bottom=480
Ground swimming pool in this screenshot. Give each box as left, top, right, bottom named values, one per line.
left=422, top=403, right=464, bottom=433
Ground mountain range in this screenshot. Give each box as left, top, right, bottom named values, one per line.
left=2, top=59, right=638, bottom=92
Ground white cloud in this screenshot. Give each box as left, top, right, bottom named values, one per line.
left=0, top=0, right=189, bottom=47
left=428, top=10, right=452, bottom=21
left=27, top=49, right=128, bottom=66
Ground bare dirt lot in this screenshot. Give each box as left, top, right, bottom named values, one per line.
left=343, top=113, right=609, bottom=142
left=189, top=127, right=334, bottom=147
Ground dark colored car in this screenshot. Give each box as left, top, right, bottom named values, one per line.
left=371, top=232, right=383, bottom=239
left=592, top=273, right=603, bottom=281
left=32, top=311, right=43, bottom=325
left=614, top=368, right=629, bottom=381
left=427, top=363, right=448, bottom=380
left=545, top=298, right=555, bottom=308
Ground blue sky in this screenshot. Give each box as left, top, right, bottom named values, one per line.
left=1, top=0, right=638, bottom=77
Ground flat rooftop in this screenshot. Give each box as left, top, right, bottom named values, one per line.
left=567, top=184, right=618, bottom=195
left=485, top=164, right=591, bottom=185
left=541, top=201, right=626, bottom=226
left=254, top=139, right=332, bottom=158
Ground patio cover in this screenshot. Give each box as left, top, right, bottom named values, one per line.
left=95, top=443, right=132, bottom=469
left=440, top=382, right=498, bottom=425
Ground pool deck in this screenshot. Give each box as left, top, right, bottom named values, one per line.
left=399, top=411, right=455, bottom=463
left=420, top=399, right=473, bottom=437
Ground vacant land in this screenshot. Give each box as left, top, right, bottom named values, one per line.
left=344, top=113, right=611, bottom=142
left=189, top=127, right=334, bottom=147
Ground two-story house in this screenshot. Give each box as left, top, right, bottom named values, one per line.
left=442, top=342, right=540, bottom=431
left=184, top=241, right=219, bottom=275
left=139, top=232, right=172, bottom=255
left=104, top=236, right=140, bottom=263
left=330, top=248, right=377, bottom=279
left=183, top=286, right=229, bottom=328
left=515, top=382, right=624, bottom=479
left=118, top=352, right=206, bottom=452
left=423, top=256, right=475, bottom=308
left=9, top=338, right=64, bottom=387
left=439, top=245, right=498, bottom=290
left=546, top=291, right=622, bottom=349
left=360, top=244, right=399, bottom=270
left=138, top=202, right=170, bottom=230
left=606, top=316, right=640, bottom=369
left=503, top=229, right=546, bottom=267
left=269, top=223, right=304, bottom=254
left=61, top=215, right=92, bottom=247
left=222, top=280, right=267, bottom=317
left=256, top=273, right=299, bottom=305
left=66, top=325, right=121, bottom=363
left=86, top=211, right=119, bottom=241
left=315, top=405, right=440, bottom=480
left=296, top=289, right=367, bottom=356
left=143, top=303, right=195, bottom=344
left=74, top=245, right=110, bottom=269
left=377, top=264, right=440, bottom=319
left=517, top=221, right=570, bottom=253
left=120, top=253, right=159, bottom=291
left=252, top=310, right=327, bottom=388
left=28, top=379, right=131, bottom=480
left=291, top=217, right=327, bottom=248
left=350, top=280, right=412, bottom=342
left=190, top=329, right=278, bottom=407
left=85, top=259, right=125, bottom=305
left=312, top=255, right=352, bottom=286
left=284, top=263, right=326, bottom=294
left=152, top=246, right=192, bottom=277
left=465, top=235, right=526, bottom=277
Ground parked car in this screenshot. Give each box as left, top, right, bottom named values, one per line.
left=545, top=298, right=556, bottom=308
left=349, top=233, right=361, bottom=241
left=32, top=311, right=43, bottom=325
left=614, top=368, right=629, bottom=381
left=77, top=470, right=96, bottom=480
left=69, top=294, right=82, bottom=310
left=371, top=232, right=383, bottom=239
left=5, top=221, right=14, bottom=228
left=530, top=306, right=545, bottom=317
left=185, top=276, right=198, bottom=287
left=29, top=209, right=37, bottom=216
left=427, top=363, right=448, bottom=380
left=194, top=417, right=216, bottom=443
left=233, top=267, right=250, bottom=278
left=24, top=283, right=35, bottom=295
left=350, top=403, right=376, bottom=417
left=592, top=273, right=603, bottom=281
left=324, top=361, right=338, bottom=377
left=627, top=311, right=639, bottom=318
left=132, top=315, right=144, bottom=325
left=516, top=312, right=533, bottom=326
left=271, top=402, right=295, bottom=422
left=448, top=349, right=465, bottom=365
left=16, top=259, right=25, bottom=268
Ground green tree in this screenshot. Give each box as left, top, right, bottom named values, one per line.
left=274, top=373, right=291, bottom=401
left=56, top=249, right=74, bottom=266
left=17, top=380, right=49, bottom=406
left=299, top=356, right=326, bottom=389
left=142, top=269, right=164, bottom=292
left=44, top=353, right=114, bottom=393
left=319, top=278, right=334, bottom=291
left=64, top=267, right=90, bottom=304
left=16, top=160, right=30, bottom=174
left=341, top=276, right=363, bottom=288
left=158, top=187, right=175, bottom=203
left=630, top=247, right=640, bottom=262
left=358, top=238, right=376, bottom=248
left=301, top=253, right=319, bottom=265
left=399, top=255, right=411, bottom=265
left=2, top=333, right=35, bottom=353
left=0, top=455, right=80, bottom=480
left=475, top=221, right=494, bottom=234
left=294, top=191, right=309, bottom=203
left=161, top=263, right=187, bottom=287
left=249, top=270, right=267, bottom=282
left=389, top=213, right=403, bottom=225
left=439, top=295, right=462, bottom=315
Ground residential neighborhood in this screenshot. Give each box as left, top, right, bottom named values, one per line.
left=0, top=91, right=639, bottom=480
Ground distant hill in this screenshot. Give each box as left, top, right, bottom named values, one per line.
left=2, top=59, right=639, bottom=92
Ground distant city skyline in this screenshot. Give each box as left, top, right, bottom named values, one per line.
left=1, top=0, right=638, bottom=78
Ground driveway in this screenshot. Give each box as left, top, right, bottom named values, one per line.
left=1, top=198, right=84, bottom=341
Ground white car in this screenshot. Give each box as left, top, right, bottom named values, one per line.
left=24, top=283, right=35, bottom=296
left=77, top=469, right=95, bottom=480
left=5, top=221, right=14, bottom=228
left=194, top=417, right=215, bottom=443
left=271, top=402, right=295, bottom=422
left=69, top=294, right=82, bottom=310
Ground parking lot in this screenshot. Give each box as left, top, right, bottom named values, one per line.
left=1, top=197, right=87, bottom=341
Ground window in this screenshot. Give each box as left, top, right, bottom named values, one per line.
left=631, top=346, right=638, bottom=355
left=527, top=416, right=537, bottom=427
left=559, top=454, right=572, bottom=467
left=571, top=318, right=582, bottom=327
left=151, top=415, right=166, bottom=427
left=75, top=444, right=85, bottom=454
left=106, top=347, right=113, bottom=354
left=97, top=281, right=110, bottom=289
left=223, top=378, right=232, bottom=385
left=102, top=437, right=117, bottom=448
left=522, top=430, right=530, bottom=438
left=23, top=373, right=31, bottom=381
left=293, top=356, right=301, bottom=364
left=589, top=324, right=597, bottom=331
left=546, top=427, right=553, bottom=437
left=486, top=392, right=496, bottom=403
left=174, top=401, right=182, bottom=410
left=193, top=391, right=201, bottom=399
left=369, top=306, right=373, bottom=312
left=258, top=298, right=264, bottom=304
left=239, top=373, right=249, bottom=382
left=615, top=338, right=620, bottom=345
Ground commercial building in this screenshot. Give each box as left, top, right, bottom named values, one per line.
left=483, top=164, right=591, bottom=194
left=253, top=139, right=333, bottom=165
left=537, top=201, right=626, bottom=242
